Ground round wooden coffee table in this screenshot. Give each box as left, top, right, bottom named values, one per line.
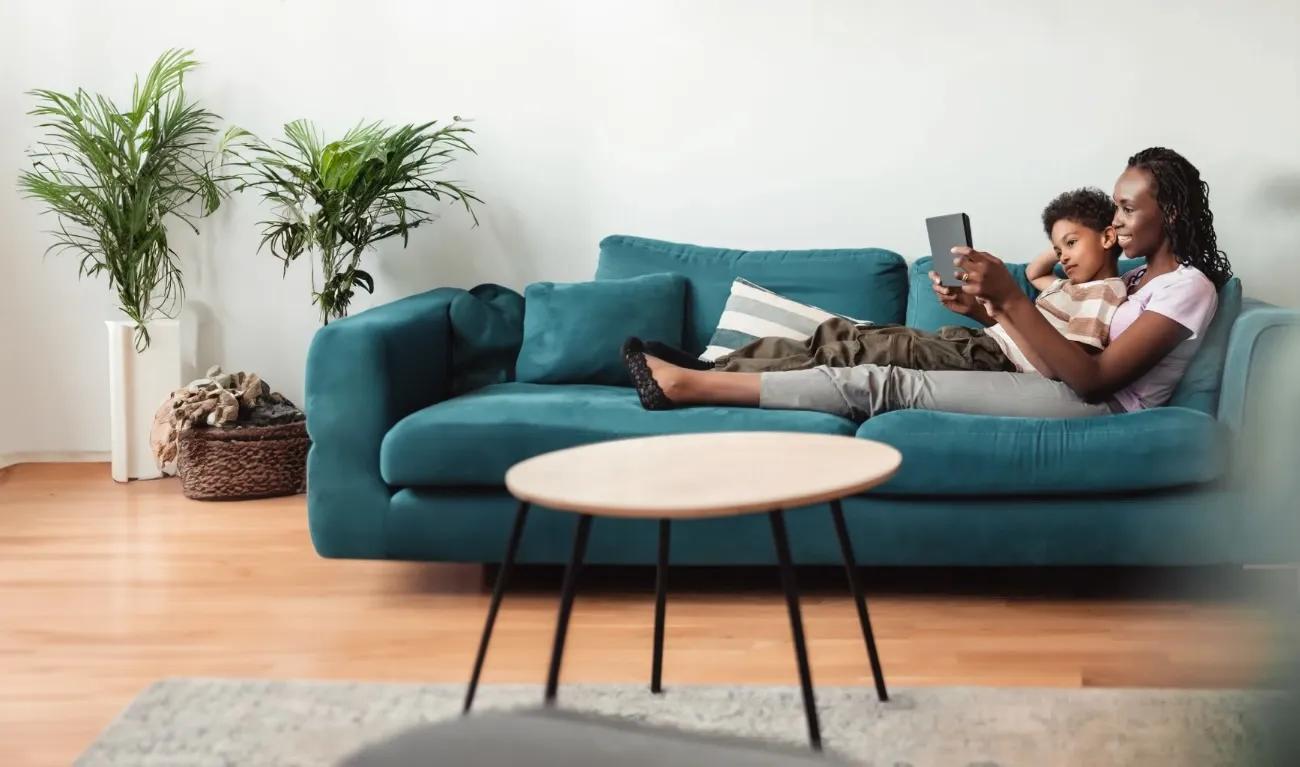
left=462, top=432, right=902, bottom=750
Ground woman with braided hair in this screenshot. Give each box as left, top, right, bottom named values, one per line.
left=623, top=147, right=1232, bottom=420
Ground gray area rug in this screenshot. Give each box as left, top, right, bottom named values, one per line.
left=77, top=679, right=1279, bottom=766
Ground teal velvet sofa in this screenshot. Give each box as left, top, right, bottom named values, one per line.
left=305, top=235, right=1300, bottom=566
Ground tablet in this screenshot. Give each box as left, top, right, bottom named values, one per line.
left=926, top=213, right=972, bottom=288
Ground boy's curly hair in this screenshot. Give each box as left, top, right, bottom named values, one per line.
left=1041, top=187, right=1120, bottom=256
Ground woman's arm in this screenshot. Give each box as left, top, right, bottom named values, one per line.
left=954, top=248, right=1190, bottom=401
left=999, top=299, right=1188, bottom=400
left=992, top=305, right=1107, bottom=380
left=1025, top=247, right=1061, bottom=291
left=934, top=267, right=1063, bottom=376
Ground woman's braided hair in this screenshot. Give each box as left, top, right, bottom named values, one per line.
left=1127, top=147, right=1233, bottom=287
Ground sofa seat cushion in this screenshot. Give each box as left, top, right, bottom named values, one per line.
left=856, top=407, right=1229, bottom=496
left=381, top=383, right=857, bottom=487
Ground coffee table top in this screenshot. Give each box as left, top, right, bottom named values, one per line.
left=504, top=432, right=901, bottom=519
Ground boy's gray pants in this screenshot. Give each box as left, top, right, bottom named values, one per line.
left=759, top=365, right=1119, bottom=422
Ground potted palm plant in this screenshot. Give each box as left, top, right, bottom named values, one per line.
left=18, top=49, right=237, bottom=481
left=236, top=119, right=481, bottom=324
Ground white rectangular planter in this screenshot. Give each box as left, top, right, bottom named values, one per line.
left=106, top=319, right=180, bottom=482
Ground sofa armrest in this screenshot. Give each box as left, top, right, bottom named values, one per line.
left=305, top=288, right=462, bottom=558
left=1217, top=301, right=1300, bottom=524
left=1218, top=300, right=1300, bottom=432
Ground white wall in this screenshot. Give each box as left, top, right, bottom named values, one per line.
left=2, top=0, right=1298, bottom=457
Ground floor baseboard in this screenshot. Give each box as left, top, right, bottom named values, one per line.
left=0, top=451, right=111, bottom=470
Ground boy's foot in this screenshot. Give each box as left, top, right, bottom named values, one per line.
left=622, top=338, right=679, bottom=411
left=644, top=341, right=714, bottom=371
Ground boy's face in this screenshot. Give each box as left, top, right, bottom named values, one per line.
left=1051, top=219, right=1119, bottom=283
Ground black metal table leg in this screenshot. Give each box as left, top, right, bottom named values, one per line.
left=831, top=499, right=888, bottom=702
left=651, top=519, right=670, bottom=693
left=544, top=513, right=593, bottom=705
left=769, top=509, right=822, bottom=751
left=463, top=501, right=531, bottom=713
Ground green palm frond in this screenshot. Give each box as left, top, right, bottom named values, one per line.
left=17, top=49, right=235, bottom=350
left=233, top=118, right=480, bottom=324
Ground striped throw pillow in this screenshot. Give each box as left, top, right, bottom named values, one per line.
left=699, top=278, right=864, bottom=362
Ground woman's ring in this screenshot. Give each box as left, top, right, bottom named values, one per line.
left=959, top=271, right=970, bottom=282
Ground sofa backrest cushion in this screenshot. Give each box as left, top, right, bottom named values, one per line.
left=1167, top=276, right=1242, bottom=414
left=904, top=256, right=1039, bottom=332
left=516, top=272, right=688, bottom=386
left=595, top=235, right=908, bottom=354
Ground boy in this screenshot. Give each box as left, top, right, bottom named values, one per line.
left=980, top=187, right=1128, bottom=375
left=643, top=187, right=1128, bottom=377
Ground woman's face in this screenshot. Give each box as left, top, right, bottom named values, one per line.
left=1111, top=167, right=1167, bottom=259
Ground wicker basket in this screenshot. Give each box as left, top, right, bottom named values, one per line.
left=177, top=422, right=309, bottom=501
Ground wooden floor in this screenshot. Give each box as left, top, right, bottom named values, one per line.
left=1, top=463, right=1294, bottom=766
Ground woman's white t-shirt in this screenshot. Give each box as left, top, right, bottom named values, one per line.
left=1109, top=265, right=1218, bottom=411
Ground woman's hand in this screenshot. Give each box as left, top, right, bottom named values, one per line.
left=952, top=247, right=1029, bottom=312
left=929, top=271, right=973, bottom=314
left=929, top=270, right=996, bottom=327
